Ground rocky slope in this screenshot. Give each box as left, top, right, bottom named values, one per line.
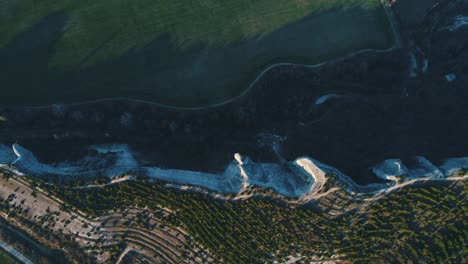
left=0, top=0, right=467, bottom=185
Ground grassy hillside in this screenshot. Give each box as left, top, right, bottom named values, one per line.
left=0, top=0, right=394, bottom=107
left=1, top=0, right=383, bottom=66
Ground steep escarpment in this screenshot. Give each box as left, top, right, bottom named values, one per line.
left=1, top=143, right=466, bottom=202
left=1, top=0, right=467, bottom=185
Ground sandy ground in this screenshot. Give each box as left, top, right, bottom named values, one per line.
left=295, top=158, right=327, bottom=203
left=0, top=177, right=103, bottom=244
left=0, top=174, right=212, bottom=263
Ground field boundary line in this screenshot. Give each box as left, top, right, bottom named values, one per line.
left=14, top=1, right=402, bottom=112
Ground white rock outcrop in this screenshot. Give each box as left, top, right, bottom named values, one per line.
left=445, top=15, right=468, bottom=32
left=372, top=159, right=409, bottom=182
left=439, top=158, right=468, bottom=176
left=408, top=156, right=444, bottom=179
left=1, top=143, right=467, bottom=198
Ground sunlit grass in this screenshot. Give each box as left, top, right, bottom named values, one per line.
left=0, top=0, right=383, bottom=67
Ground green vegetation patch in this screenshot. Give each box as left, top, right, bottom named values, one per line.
left=0, top=247, right=20, bottom=264
left=1, top=0, right=385, bottom=66
left=41, top=178, right=468, bottom=263
left=0, top=0, right=394, bottom=107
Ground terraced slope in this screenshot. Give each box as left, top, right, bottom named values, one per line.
left=44, top=178, right=468, bottom=263
left=0, top=171, right=466, bottom=262
left=0, top=175, right=213, bottom=263
left=0, top=0, right=394, bottom=107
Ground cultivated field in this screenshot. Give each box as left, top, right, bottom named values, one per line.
left=0, top=172, right=465, bottom=263
left=0, top=0, right=395, bottom=107
left=0, top=175, right=213, bottom=263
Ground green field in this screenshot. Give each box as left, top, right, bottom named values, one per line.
left=0, top=0, right=395, bottom=107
